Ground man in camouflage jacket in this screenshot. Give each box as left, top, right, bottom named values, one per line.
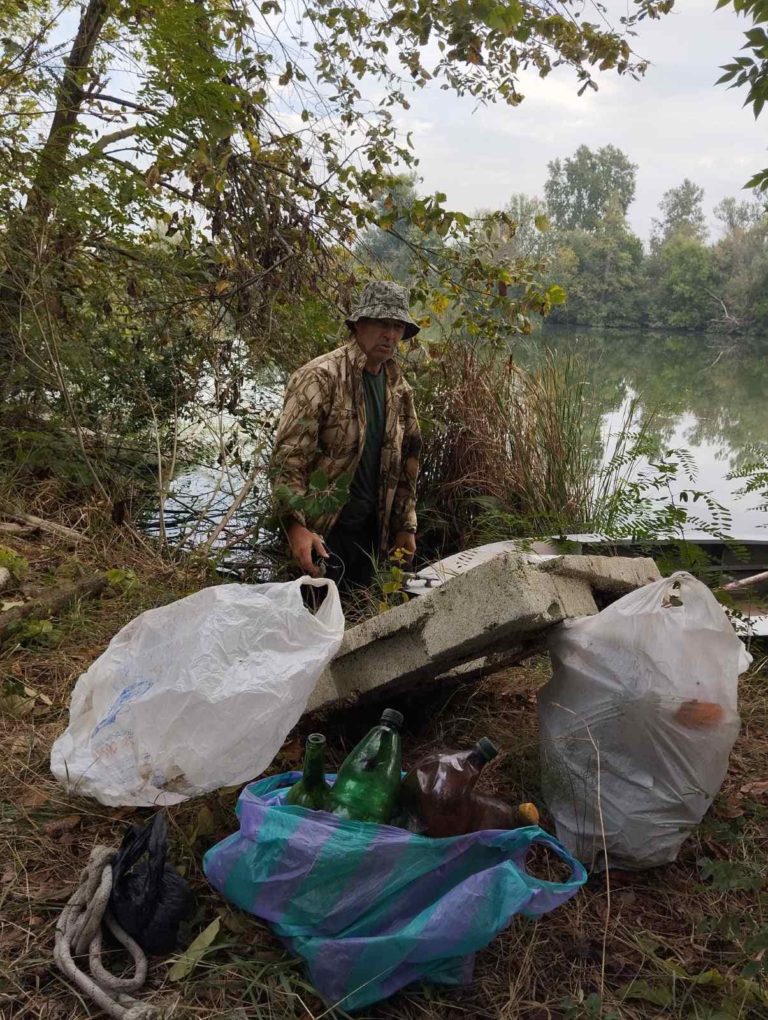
left=270, top=281, right=422, bottom=588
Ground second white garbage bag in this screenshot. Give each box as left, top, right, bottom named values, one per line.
left=538, top=571, right=752, bottom=870
left=51, top=578, right=345, bottom=807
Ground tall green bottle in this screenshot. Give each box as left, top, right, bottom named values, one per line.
left=328, top=708, right=403, bottom=823
left=285, top=733, right=331, bottom=810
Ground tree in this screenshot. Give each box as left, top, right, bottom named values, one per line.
left=480, top=193, right=552, bottom=262
left=647, top=236, right=718, bottom=331
left=714, top=196, right=765, bottom=233
left=712, top=201, right=768, bottom=334
left=0, top=0, right=675, bottom=457
left=546, top=203, right=646, bottom=326
left=717, top=0, right=768, bottom=193
left=544, top=145, right=637, bottom=231
left=355, top=174, right=444, bottom=283
left=651, top=179, right=708, bottom=247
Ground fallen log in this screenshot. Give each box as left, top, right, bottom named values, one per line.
left=0, top=575, right=107, bottom=645
left=0, top=511, right=91, bottom=545
left=0, top=522, right=34, bottom=537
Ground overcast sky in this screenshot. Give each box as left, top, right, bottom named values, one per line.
left=393, top=0, right=767, bottom=241
left=55, top=0, right=767, bottom=243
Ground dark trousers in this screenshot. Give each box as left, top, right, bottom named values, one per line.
left=325, top=509, right=379, bottom=591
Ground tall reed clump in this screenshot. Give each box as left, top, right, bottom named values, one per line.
left=416, top=343, right=651, bottom=548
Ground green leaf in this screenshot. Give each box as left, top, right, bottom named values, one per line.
left=193, top=804, right=215, bottom=839
left=745, top=169, right=768, bottom=191
left=485, top=4, right=522, bottom=34
left=168, top=917, right=220, bottom=981
left=308, top=469, right=328, bottom=490
left=547, top=284, right=567, bottom=306
left=333, top=472, right=351, bottom=496
left=0, top=545, right=29, bottom=581
left=16, top=618, right=55, bottom=646
left=534, top=212, right=550, bottom=231
left=619, top=980, right=673, bottom=1007
left=106, top=568, right=137, bottom=590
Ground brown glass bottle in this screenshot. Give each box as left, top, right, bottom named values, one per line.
left=398, top=737, right=499, bottom=838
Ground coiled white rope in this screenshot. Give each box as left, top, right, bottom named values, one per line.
left=54, top=845, right=159, bottom=1020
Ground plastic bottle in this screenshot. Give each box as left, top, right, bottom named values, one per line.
left=398, top=737, right=499, bottom=837
left=469, top=794, right=541, bottom=830
left=285, top=733, right=331, bottom=810
left=328, top=708, right=403, bottom=823
left=467, top=792, right=517, bottom=831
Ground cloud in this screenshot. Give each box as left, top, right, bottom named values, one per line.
left=397, top=0, right=767, bottom=240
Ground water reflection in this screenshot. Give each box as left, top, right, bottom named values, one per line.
left=141, top=379, right=283, bottom=575
left=146, top=330, right=768, bottom=558
left=528, top=329, right=768, bottom=535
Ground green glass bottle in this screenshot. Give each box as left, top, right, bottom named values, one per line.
left=285, top=733, right=331, bottom=810
left=328, top=708, right=404, bottom=823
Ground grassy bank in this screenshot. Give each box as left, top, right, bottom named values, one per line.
left=2, top=514, right=768, bottom=1019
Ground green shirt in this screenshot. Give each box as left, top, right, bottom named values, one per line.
left=344, top=368, right=386, bottom=524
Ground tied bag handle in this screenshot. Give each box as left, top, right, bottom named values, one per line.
left=297, top=576, right=345, bottom=634
left=658, top=571, right=696, bottom=609
left=110, top=812, right=169, bottom=904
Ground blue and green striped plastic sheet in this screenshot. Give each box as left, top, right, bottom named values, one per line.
left=203, top=772, right=587, bottom=1011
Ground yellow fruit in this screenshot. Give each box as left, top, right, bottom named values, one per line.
left=517, top=801, right=540, bottom=826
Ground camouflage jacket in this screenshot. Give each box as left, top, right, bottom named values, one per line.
left=270, top=340, right=421, bottom=550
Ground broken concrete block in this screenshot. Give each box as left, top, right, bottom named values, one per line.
left=541, top=554, right=661, bottom=596
left=309, top=552, right=658, bottom=713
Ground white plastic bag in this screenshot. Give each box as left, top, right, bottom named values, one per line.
left=538, top=572, right=752, bottom=869
left=51, top=578, right=345, bottom=807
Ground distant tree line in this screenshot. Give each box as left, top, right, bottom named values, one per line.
left=539, top=145, right=768, bottom=337
left=361, top=147, right=768, bottom=340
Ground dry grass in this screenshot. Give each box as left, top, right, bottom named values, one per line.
left=417, top=346, right=615, bottom=546
left=2, top=518, right=768, bottom=1019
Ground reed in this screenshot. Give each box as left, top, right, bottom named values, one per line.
left=417, top=344, right=651, bottom=545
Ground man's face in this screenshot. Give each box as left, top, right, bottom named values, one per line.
left=353, top=317, right=407, bottom=366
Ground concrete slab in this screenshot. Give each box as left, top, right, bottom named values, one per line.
left=308, top=552, right=660, bottom=713
left=540, top=554, right=661, bottom=596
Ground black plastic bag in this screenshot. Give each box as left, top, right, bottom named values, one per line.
left=109, top=812, right=193, bottom=955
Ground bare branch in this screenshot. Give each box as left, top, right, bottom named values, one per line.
left=91, top=126, right=138, bottom=151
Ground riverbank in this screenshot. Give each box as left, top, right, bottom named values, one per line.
left=2, top=511, right=768, bottom=1019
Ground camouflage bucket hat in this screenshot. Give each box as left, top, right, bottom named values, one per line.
left=345, top=280, right=420, bottom=339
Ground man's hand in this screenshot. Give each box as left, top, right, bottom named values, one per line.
left=287, top=522, right=328, bottom=577
left=390, top=531, right=416, bottom=564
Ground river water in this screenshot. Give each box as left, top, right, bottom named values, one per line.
left=147, top=330, right=768, bottom=561
left=533, top=328, right=768, bottom=538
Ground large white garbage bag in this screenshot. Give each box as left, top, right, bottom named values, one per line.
left=51, top=578, right=345, bottom=807
left=538, top=572, right=752, bottom=869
